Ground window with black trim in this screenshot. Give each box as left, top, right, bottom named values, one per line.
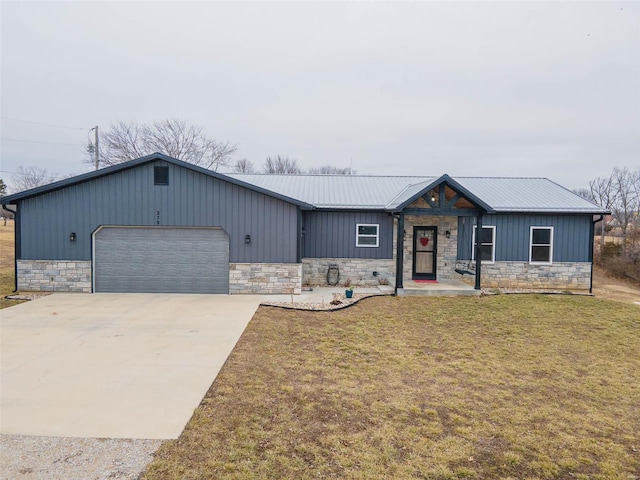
left=472, top=225, right=496, bottom=263
left=356, top=224, right=379, bottom=247
left=530, top=226, right=553, bottom=264
left=154, top=166, right=169, bottom=185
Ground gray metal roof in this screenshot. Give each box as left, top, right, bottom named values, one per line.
left=1, top=153, right=314, bottom=210
left=228, top=174, right=609, bottom=214
left=1, top=152, right=607, bottom=215
left=453, top=177, right=607, bottom=213
left=384, top=180, right=433, bottom=209
left=226, top=174, right=434, bottom=209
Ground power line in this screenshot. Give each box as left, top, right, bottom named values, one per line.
left=0, top=169, right=86, bottom=178
left=0, top=169, right=34, bottom=177
left=0, top=169, right=53, bottom=177
left=1, top=116, right=85, bottom=131
left=0, top=137, right=85, bottom=146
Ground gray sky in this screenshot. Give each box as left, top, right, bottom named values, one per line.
left=1, top=1, right=638, bottom=190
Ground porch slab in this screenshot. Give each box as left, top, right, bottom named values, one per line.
left=397, top=279, right=480, bottom=297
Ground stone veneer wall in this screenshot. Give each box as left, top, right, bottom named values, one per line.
left=229, top=263, right=302, bottom=294
left=17, top=260, right=92, bottom=292
left=302, top=258, right=396, bottom=287
left=459, top=262, right=591, bottom=290
left=402, top=215, right=458, bottom=281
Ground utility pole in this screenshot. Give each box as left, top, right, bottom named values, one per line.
left=93, top=125, right=99, bottom=170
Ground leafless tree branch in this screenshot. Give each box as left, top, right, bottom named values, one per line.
left=263, top=155, right=302, bottom=174
left=233, top=159, right=255, bottom=173
left=10, top=166, right=58, bottom=193
left=94, top=119, right=237, bottom=171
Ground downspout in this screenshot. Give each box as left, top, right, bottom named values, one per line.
left=296, top=208, right=303, bottom=263
left=474, top=213, right=483, bottom=290
left=395, top=213, right=405, bottom=295
left=590, top=215, right=604, bottom=294
left=2, top=204, right=18, bottom=292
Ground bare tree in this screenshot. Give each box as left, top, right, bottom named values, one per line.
left=573, top=188, right=594, bottom=202
left=96, top=119, right=238, bottom=171
left=233, top=158, right=255, bottom=173
left=588, top=176, right=616, bottom=211
left=610, top=167, right=640, bottom=235
left=308, top=165, right=355, bottom=175
left=11, top=166, right=57, bottom=193
left=263, top=155, right=302, bottom=174
left=0, top=178, right=8, bottom=225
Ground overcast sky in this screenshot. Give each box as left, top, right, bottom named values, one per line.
left=1, top=1, right=638, bottom=190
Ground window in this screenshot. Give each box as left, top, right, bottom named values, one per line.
left=154, top=166, right=169, bottom=185
left=530, top=226, right=553, bottom=264
left=356, top=224, right=379, bottom=247
left=472, top=225, right=496, bottom=263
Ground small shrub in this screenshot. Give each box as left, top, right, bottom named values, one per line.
left=601, top=241, right=622, bottom=258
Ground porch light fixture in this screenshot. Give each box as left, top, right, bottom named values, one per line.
left=430, top=191, right=436, bottom=202
left=70, top=232, right=76, bottom=242
left=445, top=230, right=451, bottom=239
left=245, top=234, right=251, bottom=244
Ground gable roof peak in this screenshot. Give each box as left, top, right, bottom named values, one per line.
left=1, top=153, right=314, bottom=209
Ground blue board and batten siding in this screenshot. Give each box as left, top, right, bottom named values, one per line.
left=18, top=161, right=299, bottom=263
left=457, top=214, right=593, bottom=262
left=303, top=211, right=393, bottom=259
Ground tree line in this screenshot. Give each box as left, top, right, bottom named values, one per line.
left=575, top=166, right=640, bottom=283
left=574, top=166, right=640, bottom=235
left=2, top=119, right=355, bottom=195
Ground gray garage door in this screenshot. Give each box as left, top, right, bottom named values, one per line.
left=93, top=227, right=229, bottom=294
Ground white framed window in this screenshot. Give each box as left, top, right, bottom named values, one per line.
left=356, top=224, right=379, bottom=247
left=529, top=226, right=554, bottom=264
left=472, top=225, right=496, bottom=263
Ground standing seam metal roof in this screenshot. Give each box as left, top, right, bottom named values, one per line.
left=227, top=173, right=609, bottom=214
left=0, top=154, right=608, bottom=215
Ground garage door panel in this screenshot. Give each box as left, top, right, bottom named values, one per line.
left=94, top=227, right=229, bottom=294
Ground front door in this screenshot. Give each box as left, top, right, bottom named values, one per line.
left=413, top=226, right=437, bottom=280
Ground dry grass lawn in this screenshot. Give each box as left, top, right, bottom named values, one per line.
left=1, top=221, right=638, bottom=477
left=144, top=295, right=639, bottom=480
left=0, top=220, right=23, bottom=309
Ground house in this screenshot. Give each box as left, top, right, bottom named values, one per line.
left=1, top=153, right=609, bottom=295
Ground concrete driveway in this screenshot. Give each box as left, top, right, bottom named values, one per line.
left=0, top=293, right=262, bottom=440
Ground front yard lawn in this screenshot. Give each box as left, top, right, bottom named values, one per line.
left=146, top=295, right=639, bottom=479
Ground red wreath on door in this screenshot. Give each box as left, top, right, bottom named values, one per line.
left=420, top=237, right=429, bottom=247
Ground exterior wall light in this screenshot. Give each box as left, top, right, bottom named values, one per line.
left=70, top=232, right=76, bottom=242
left=445, top=230, right=451, bottom=239
left=245, top=234, right=251, bottom=244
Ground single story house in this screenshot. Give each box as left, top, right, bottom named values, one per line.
left=1, top=153, right=609, bottom=295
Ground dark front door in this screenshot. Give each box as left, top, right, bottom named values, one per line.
left=413, top=226, right=437, bottom=280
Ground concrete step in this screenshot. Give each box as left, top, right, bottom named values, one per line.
left=397, top=287, right=480, bottom=297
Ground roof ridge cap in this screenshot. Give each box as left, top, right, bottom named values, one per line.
left=456, top=176, right=550, bottom=180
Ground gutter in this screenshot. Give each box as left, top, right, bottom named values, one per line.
left=1, top=204, right=18, bottom=292
left=590, top=215, right=604, bottom=294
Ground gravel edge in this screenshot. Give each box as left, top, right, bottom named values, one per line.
left=0, top=434, right=163, bottom=480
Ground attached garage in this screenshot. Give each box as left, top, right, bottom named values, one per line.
left=93, top=226, right=229, bottom=294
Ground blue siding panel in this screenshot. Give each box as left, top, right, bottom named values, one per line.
left=19, top=161, right=299, bottom=263
left=303, top=211, right=393, bottom=259
left=457, top=214, right=592, bottom=262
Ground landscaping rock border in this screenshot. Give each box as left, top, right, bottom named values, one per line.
left=261, top=292, right=390, bottom=311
